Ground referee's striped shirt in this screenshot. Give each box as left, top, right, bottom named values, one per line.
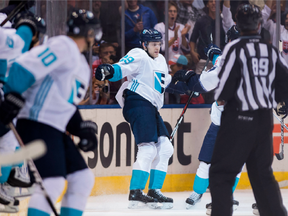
left=215, top=35, right=288, bottom=111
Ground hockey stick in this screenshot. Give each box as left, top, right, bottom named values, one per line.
left=169, top=58, right=210, bottom=142
left=0, top=140, right=46, bottom=165
left=9, top=123, right=60, bottom=216
left=0, top=1, right=27, bottom=27
left=273, top=112, right=288, bottom=131
left=275, top=117, right=284, bottom=160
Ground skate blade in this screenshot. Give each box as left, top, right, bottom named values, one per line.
left=147, top=202, right=159, bottom=209
left=206, top=204, right=238, bottom=215
left=253, top=209, right=259, bottom=215
left=186, top=203, right=193, bottom=209
left=0, top=204, right=19, bottom=213
left=159, top=202, right=173, bottom=209
left=206, top=208, right=211, bottom=215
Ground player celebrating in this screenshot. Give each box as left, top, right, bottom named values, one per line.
left=0, top=11, right=46, bottom=213
left=2, top=9, right=100, bottom=216
left=95, top=29, right=174, bottom=209
left=171, top=26, right=242, bottom=215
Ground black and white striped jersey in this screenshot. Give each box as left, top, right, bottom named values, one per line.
left=215, top=35, right=288, bottom=111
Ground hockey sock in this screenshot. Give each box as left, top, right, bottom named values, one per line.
left=130, top=142, right=157, bottom=190
left=0, top=165, right=12, bottom=183
left=232, top=171, right=242, bottom=193
left=28, top=177, right=65, bottom=216
left=148, top=169, right=166, bottom=189
left=130, top=170, right=149, bottom=190
left=148, top=136, right=173, bottom=189
left=193, top=161, right=210, bottom=194
left=61, top=169, right=94, bottom=216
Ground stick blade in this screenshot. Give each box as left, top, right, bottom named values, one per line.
left=0, top=140, right=46, bottom=165
left=275, top=152, right=284, bottom=160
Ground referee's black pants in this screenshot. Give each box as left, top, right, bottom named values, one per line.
left=209, top=109, right=287, bottom=216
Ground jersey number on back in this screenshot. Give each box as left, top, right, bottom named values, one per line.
left=154, top=71, right=165, bottom=94
left=38, top=48, right=57, bottom=67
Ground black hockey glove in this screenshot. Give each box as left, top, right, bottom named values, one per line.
left=276, top=102, right=288, bottom=119
left=95, top=64, right=114, bottom=81
left=172, top=69, right=196, bottom=84
left=78, top=121, right=98, bottom=152
left=204, top=44, right=222, bottom=61
left=13, top=11, right=38, bottom=36
left=0, top=92, right=25, bottom=125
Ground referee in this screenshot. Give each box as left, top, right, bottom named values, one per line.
left=209, top=4, right=288, bottom=216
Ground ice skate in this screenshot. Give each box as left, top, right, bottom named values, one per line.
left=186, top=191, right=202, bottom=209
left=3, top=182, right=34, bottom=198
left=147, top=189, right=173, bottom=209
left=0, top=184, right=18, bottom=205
left=7, top=166, right=33, bottom=188
left=128, top=189, right=158, bottom=209
left=206, top=200, right=239, bottom=215
left=252, top=203, right=259, bottom=215
left=0, top=199, right=19, bottom=213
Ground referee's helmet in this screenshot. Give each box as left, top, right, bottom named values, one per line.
left=236, top=4, right=262, bottom=32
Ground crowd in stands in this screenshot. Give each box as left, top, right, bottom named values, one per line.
left=65, top=0, right=288, bottom=106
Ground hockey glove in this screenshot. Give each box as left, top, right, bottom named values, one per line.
left=204, top=44, right=222, bottom=62
left=0, top=92, right=25, bottom=125
left=276, top=102, right=288, bottom=119
left=78, top=121, right=98, bottom=152
left=172, top=69, right=196, bottom=84
left=13, top=11, right=38, bottom=36
left=95, top=64, right=114, bottom=81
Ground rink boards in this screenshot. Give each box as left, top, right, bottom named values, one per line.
left=78, top=105, right=288, bottom=196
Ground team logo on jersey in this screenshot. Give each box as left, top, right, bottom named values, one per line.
left=68, top=76, right=86, bottom=104
left=154, top=71, right=165, bottom=94
left=283, top=41, right=288, bottom=54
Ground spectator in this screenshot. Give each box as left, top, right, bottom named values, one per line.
left=176, top=0, right=205, bottom=40
left=154, top=1, right=190, bottom=66
left=92, top=42, right=121, bottom=104
left=262, top=0, right=288, bottom=64
left=124, top=0, right=158, bottom=52
left=189, top=0, right=226, bottom=75
left=79, top=78, right=110, bottom=105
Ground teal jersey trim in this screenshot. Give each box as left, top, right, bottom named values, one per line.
left=29, top=75, right=53, bottom=121
left=16, top=25, right=33, bottom=53
left=232, top=177, right=240, bottom=193
left=0, top=59, right=7, bottom=83
left=4, top=62, right=36, bottom=94
left=60, top=207, right=83, bottom=216
left=130, top=79, right=139, bottom=92
left=130, top=170, right=149, bottom=190
left=193, top=175, right=209, bottom=194
left=0, top=165, right=12, bottom=183
left=109, top=64, right=122, bottom=82
left=148, top=169, right=166, bottom=189
left=28, top=208, right=50, bottom=216
left=212, top=54, right=220, bottom=65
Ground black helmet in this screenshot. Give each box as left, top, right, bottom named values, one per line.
left=140, top=28, right=162, bottom=46
left=8, top=0, right=35, bottom=9
left=66, top=9, right=102, bottom=41
left=236, top=4, right=262, bottom=32
left=225, top=25, right=240, bottom=43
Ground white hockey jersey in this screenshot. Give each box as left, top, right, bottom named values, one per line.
left=262, top=4, right=288, bottom=64
left=5, top=35, right=90, bottom=132
left=154, top=22, right=190, bottom=63
left=114, top=48, right=171, bottom=110
left=0, top=27, right=25, bottom=82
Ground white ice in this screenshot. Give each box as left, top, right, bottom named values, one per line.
left=83, top=189, right=288, bottom=216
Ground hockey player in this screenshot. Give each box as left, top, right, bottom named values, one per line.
left=95, top=28, right=174, bottom=209
left=0, top=11, right=46, bottom=212
left=1, top=9, right=100, bottom=216
left=171, top=25, right=242, bottom=215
